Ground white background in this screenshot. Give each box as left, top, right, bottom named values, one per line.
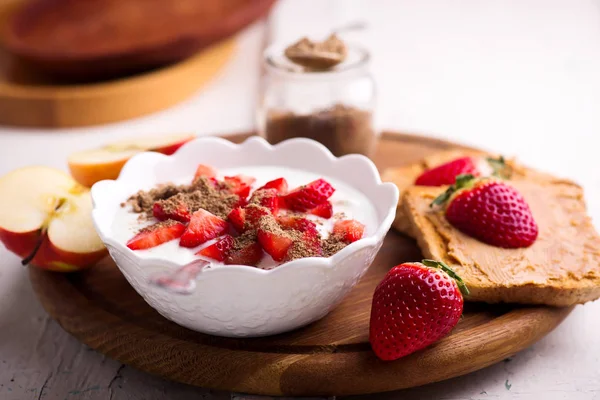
left=0, top=1, right=598, bottom=399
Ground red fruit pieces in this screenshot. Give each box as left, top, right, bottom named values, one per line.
left=227, top=207, right=246, bottom=232
left=308, top=201, right=333, bottom=219
left=257, top=229, right=294, bottom=262
left=415, top=157, right=480, bottom=186
left=179, top=209, right=229, bottom=248
left=369, top=261, right=464, bottom=361
left=225, top=242, right=264, bottom=266
left=277, top=215, right=318, bottom=234
left=152, top=200, right=190, bottom=223
left=245, top=205, right=270, bottom=228
left=193, top=164, right=217, bottom=182
left=300, top=230, right=323, bottom=257
left=333, top=219, right=365, bottom=243
left=281, top=178, right=335, bottom=211
left=196, top=235, right=234, bottom=261
left=445, top=180, right=538, bottom=248
left=127, top=221, right=186, bottom=250
left=250, top=188, right=280, bottom=214
left=257, top=177, right=288, bottom=194
left=223, top=175, right=256, bottom=199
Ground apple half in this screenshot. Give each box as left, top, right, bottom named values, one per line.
left=0, top=167, right=107, bottom=271
left=68, top=133, right=196, bottom=187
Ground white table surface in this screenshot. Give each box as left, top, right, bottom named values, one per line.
left=1, top=1, right=599, bottom=399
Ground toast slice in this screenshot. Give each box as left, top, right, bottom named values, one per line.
left=382, top=149, right=561, bottom=237
left=402, top=180, right=600, bottom=306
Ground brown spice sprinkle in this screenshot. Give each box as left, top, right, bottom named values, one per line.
left=139, top=219, right=180, bottom=234
left=125, top=177, right=239, bottom=219
left=255, top=212, right=350, bottom=261
left=284, top=34, right=347, bottom=70
left=322, top=235, right=348, bottom=258
left=232, top=230, right=258, bottom=251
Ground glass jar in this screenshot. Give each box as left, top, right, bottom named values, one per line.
left=257, top=42, right=378, bottom=157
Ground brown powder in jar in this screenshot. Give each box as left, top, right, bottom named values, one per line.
left=264, top=104, right=377, bottom=157
left=125, top=177, right=239, bottom=219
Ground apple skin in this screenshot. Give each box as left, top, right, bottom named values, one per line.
left=68, top=135, right=196, bottom=187
left=157, top=137, right=195, bottom=155
left=0, top=227, right=107, bottom=272
left=69, top=158, right=129, bottom=188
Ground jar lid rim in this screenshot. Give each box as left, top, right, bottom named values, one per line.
left=264, top=41, right=371, bottom=77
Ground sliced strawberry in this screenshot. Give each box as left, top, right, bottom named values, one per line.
left=227, top=207, right=246, bottom=233
left=257, top=229, right=293, bottom=262
left=234, top=195, right=248, bottom=208
left=180, top=209, right=229, bottom=248
left=250, top=189, right=280, bottom=214
left=277, top=215, right=318, bottom=234
left=127, top=221, right=186, bottom=250
left=196, top=235, right=235, bottom=261
left=152, top=200, right=190, bottom=223
left=281, top=178, right=335, bottom=211
left=308, top=201, right=333, bottom=219
left=301, top=229, right=323, bottom=257
left=257, top=177, right=288, bottom=194
left=225, top=242, right=264, bottom=266
left=333, top=219, right=365, bottom=243
left=245, top=205, right=270, bottom=229
left=193, top=164, right=217, bottom=182
left=223, top=175, right=255, bottom=199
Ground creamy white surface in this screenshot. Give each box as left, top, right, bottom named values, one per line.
left=111, top=165, right=378, bottom=267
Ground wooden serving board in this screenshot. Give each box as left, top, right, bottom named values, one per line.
left=29, top=133, right=573, bottom=397
left=0, top=1, right=236, bottom=128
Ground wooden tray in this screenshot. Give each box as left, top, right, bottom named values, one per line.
left=29, top=133, right=573, bottom=397
left=0, top=1, right=236, bottom=128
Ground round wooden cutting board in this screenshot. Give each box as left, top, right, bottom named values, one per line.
left=29, top=133, right=573, bottom=397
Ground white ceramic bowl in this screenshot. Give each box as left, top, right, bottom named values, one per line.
left=91, top=136, right=398, bottom=337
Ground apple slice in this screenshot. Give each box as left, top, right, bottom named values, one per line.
left=68, top=133, right=196, bottom=187
left=0, top=167, right=107, bottom=271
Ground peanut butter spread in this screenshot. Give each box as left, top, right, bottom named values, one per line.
left=383, top=149, right=570, bottom=237
left=403, top=179, right=600, bottom=306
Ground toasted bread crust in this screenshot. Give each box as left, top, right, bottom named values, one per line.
left=402, top=182, right=600, bottom=307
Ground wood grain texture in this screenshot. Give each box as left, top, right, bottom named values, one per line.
left=28, top=133, right=573, bottom=397
left=0, top=2, right=237, bottom=128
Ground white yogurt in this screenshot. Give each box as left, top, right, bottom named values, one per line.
left=111, top=166, right=378, bottom=267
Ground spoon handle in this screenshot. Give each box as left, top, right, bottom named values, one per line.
left=149, top=260, right=209, bottom=295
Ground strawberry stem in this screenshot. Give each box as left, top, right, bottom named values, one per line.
left=422, top=259, right=470, bottom=296
left=487, top=156, right=512, bottom=179
left=430, top=174, right=475, bottom=207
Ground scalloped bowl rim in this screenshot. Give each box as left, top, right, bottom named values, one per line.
left=91, top=136, right=399, bottom=277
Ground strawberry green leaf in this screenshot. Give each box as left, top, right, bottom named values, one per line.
left=430, top=174, right=476, bottom=207
left=422, top=259, right=470, bottom=296
left=487, top=156, right=512, bottom=180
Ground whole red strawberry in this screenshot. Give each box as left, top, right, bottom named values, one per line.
left=433, top=175, right=538, bottom=248
left=415, top=156, right=510, bottom=186
left=369, top=260, right=468, bottom=361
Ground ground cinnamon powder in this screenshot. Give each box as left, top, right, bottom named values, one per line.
left=264, top=104, right=376, bottom=157
left=126, top=177, right=239, bottom=219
